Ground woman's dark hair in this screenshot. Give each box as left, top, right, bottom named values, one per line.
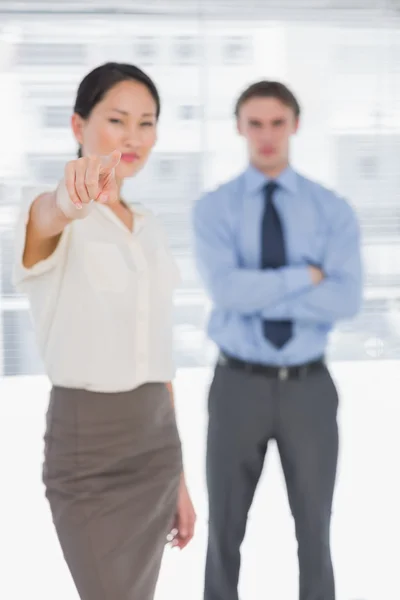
left=235, top=80, right=300, bottom=119
left=74, top=62, right=161, bottom=157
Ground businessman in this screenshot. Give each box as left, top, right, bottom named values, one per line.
left=192, top=81, right=363, bottom=600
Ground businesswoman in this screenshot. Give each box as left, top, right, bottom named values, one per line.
left=13, top=62, right=196, bottom=600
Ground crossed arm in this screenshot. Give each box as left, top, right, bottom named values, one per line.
left=192, top=193, right=363, bottom=324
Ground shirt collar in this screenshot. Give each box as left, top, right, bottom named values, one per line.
left=244, top=164, right=298, bottom=196
left=95, top=201, right=148, bottom=235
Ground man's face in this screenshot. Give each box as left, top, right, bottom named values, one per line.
left=237, top=96, right=299, bottom=175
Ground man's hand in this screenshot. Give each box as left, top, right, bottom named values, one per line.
left=168, top=476, right=196, bottom=550
left=308, top=265, right=325, bottom=285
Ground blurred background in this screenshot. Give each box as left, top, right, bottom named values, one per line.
left=1, top=1, right=400, bottom=599
left=1, top=0, right=400, bottom=373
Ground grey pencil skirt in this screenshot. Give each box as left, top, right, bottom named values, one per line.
left=42, top=383, right=183, bottom=600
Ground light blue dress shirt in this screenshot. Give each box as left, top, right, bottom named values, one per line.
left=192, top=165, right=363, bottom=366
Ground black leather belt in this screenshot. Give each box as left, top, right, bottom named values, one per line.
left=218, top=352, right=325, bottom=381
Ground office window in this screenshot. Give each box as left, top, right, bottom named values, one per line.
left=358, top=155, right=378, bottom=179
left=157, top=157, right=177, bottom=179
left=134, top=37, right=158, bottom=64
left=178, top=104, right=200, bottom=120
left=24, top=82, right=76, bottom=103
left=358, top=206, right=400, bottom=238
left=42, top=106, right=71, bottom=128
left=0, top=229, right=15, bottom=297
left=222, top=35, right=252, bottom=64
left=336, top=44, right=400, bottom=74
left=0, top=183, right=6, bottom=207
left=16, top=42, right=87, bottom=66
left=172, top=36, right=199, bottom=65
left=27, top=155, right=70, bottom=184
left=2, top=309, right=43, bottom=376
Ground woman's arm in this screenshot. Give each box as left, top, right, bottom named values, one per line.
left=22, top=190, right=73, bottom=268
left=166, top=381, right=187, bottom=485
left=166, top=381, right=175, bottom=408
left=165, top=381, right=196, bottom=549
left=23, top=152, right=121, bottom=269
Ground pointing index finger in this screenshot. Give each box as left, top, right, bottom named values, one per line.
left=99, top=150, right=121, bottom=174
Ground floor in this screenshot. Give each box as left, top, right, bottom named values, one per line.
left=1, top=362, right=399, bottom=600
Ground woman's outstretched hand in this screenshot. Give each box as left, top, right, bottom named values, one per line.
left=63, top=150, right=121, bottom=210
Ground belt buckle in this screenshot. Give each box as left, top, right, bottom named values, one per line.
left=278, top=367, right=289, bottom=381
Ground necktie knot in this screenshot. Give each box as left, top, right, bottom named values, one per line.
left=265, top=181, right=278, bottom=198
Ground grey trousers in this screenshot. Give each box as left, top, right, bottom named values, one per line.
left=43, top=383, right=182, bottom=600
left=204, top=362, right=339, bottom=600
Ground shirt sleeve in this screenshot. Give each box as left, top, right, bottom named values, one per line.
left=12, top=193, right=71, bottom=292
left=192, top=189, right=313, bottom=315
left=261, top=196, right=363, bottom=323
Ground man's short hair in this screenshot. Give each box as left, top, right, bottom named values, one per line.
left=235, top=81, right=301, bottom=118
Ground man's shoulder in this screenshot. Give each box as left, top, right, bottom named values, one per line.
left=297, top=172, right=356, bottom=217
left=195, top=173, right=244, bottom=209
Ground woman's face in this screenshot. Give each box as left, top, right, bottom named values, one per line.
left=72, top=79, right=158, bottom=181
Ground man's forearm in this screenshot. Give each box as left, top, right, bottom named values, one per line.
left=198, top=265, right=313, bottom=316
left=261, top=275, right=362, bottom=322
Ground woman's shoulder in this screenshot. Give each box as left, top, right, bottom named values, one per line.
left=128, top=202, right=164, bottom=232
